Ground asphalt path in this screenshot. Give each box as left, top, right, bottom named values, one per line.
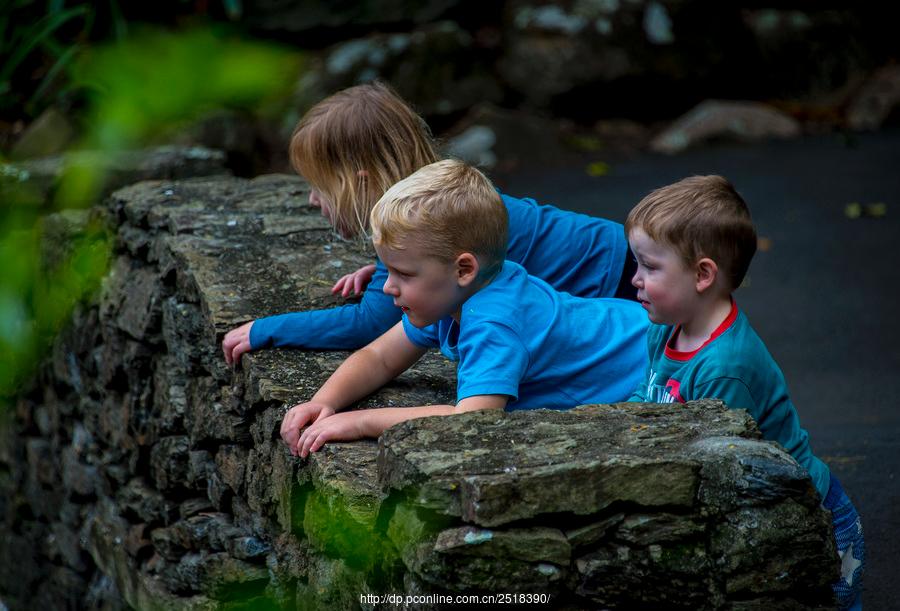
left=494, top=127, right=900, bottom=608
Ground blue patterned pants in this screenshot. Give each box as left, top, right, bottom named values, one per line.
left=823, top=474, right=865, bottom=610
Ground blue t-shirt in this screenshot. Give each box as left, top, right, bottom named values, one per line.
left=402, top=261, right=648, bottom=411
left=250, top=192, right=627, bottom=351
left=629, top=301, right=831, bottom=499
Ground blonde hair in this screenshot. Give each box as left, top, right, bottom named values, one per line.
left=370, top=159, right=508, bottom=276
left=625, top=175, right=757, bottom=291
left=289, top=82, right=440, bottom=238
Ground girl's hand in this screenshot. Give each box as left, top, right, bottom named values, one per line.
left=296, top=411, right=367, bottom=458
left=331, top=264, right=377, bottom=298
left=280, top=402, right=336, bottom=456
left=223, top=321, right=254, bottom=365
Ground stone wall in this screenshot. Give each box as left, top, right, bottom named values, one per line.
left=0, top=174, right=838, bottom=609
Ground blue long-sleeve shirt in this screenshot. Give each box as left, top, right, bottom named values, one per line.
left=250, top=192, right=627, bottom=351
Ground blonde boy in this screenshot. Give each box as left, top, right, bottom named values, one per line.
left=280, top=159, right=648, bottom=458
left=626, top=175, right=864, bottom=609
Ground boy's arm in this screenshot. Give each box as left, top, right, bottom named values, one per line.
left=295, top=394, right=509, bottom=458
left=696, top=376, right=817, bottom=478
left=280, top=322, right=426, bottom=454
left=693, top=377, right=756, bottom=413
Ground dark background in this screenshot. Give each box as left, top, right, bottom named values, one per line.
left=3, top=0, right=898, bottom=607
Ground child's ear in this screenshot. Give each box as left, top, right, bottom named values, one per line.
left=695, top=257, right=718, bottom=293
left=455, top=253, right=480, bottom=287
left=357, top=170, right=369, bottom=178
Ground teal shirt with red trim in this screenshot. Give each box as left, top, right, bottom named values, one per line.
left=629, top=301, right=831, bottom=499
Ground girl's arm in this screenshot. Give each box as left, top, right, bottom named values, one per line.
left=229, top=261, right=402, bottom=359
left=294, top=394, right=509, bottom=458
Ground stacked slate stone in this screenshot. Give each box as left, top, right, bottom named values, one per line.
left=0, top=173, right=838, bottom=609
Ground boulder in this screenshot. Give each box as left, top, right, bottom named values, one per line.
left=650, top=100, right=801, bottom=154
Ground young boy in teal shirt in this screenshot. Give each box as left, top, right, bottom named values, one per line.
left=626, top=175, right=864, bottom=609
left=280, top=159, right=648, bottom=457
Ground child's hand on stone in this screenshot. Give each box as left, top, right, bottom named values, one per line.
left=281, top=401, right=336, bottom=456
left=296, top=411, right=366, bottom=458
left=331, top=263, right=376, bottom=298
left=222, top=321, right=254, bottom=365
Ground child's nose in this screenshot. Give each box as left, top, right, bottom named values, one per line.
left=383, top=277, right=399, bottom=296
left=631, top=271, right=641, bottom=288
left=309, top=190, right=322, bottom=208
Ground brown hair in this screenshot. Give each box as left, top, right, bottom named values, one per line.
left=625, top=175, right=757, bottom=291
left=370, top=159, right=508, bottom=277
left=289, top=82, right=440, bottom=238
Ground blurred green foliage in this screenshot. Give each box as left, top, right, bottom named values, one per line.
left=72, top=27, right=301, bottom=151
left=0, top=216, right=109, bottom=402
left=1, top=25, right=301, bottom=408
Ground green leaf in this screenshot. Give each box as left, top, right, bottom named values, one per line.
left=844, top=202, right=862, bottom=219
left=586, top=161, right=610, bottom=177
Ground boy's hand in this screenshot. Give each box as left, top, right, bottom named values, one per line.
left=280, top=401, right=336, bottom=456
left=295, top=411, right=366, bottom=458
left=331, top=263, right=377, bottom=298
left=223, top=321, right=254, bottom=365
